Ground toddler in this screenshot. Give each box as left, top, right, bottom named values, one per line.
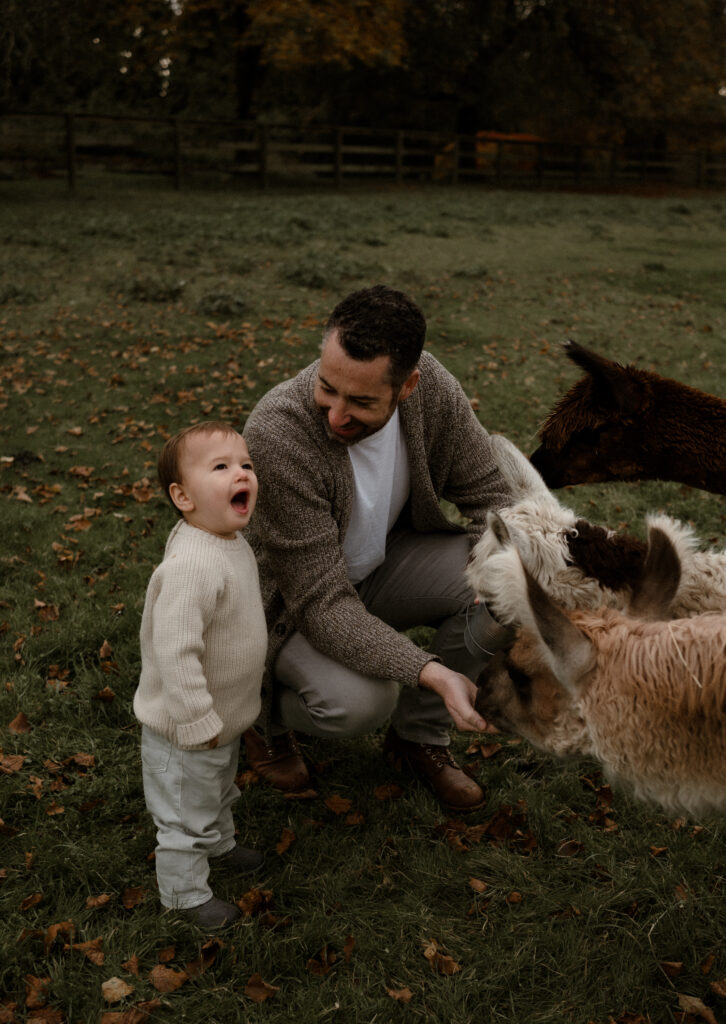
left=134, top=421, right=267, bottom=929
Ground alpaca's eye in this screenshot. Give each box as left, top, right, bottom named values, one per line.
left=507, top=664, right=532, bottom=704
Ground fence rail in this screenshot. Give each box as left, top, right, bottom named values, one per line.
left=2, top=112, right=726, bottom=192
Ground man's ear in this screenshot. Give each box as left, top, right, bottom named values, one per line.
left=169, top=481, right=193, bottom=513
left=399, top=368, right=420, bottom=402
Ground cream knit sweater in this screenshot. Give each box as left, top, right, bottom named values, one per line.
left=134, top=520, right=267, bottom=749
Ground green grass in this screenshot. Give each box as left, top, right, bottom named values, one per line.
left=1, top=176, right=726, bottom=1023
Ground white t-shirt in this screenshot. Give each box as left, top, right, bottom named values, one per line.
left=342, top=407, right=411, bottom=584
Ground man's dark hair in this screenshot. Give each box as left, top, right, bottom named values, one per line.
left=324, top=284, right=426, bottom=388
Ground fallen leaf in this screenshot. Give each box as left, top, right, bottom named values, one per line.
left=149, top=964, right=188, bottom=993
left=121, top=956, right=140, bottom=976
left=0, top=754, right=25, bottom=774
left=710, top=979, right=726, bottom=998
left=184, top=938, right=223, bottom=977
left=99, top=640, right=113, bottom=659
left=102, top=977, right=134, bottom=1003
left=325, top=794, right=352, bottom=815
left=422, top=938, right=461, bottom=976
left=506, top=891, right=523, bottom=904
left=237, top=888, right=274, bottom=916
left=99, top=998, right=161, bottom=1024
left=676, top=993, right=717, bottom=1023
left=276, top=827, right=296, bottom=855
left=469, top=877, right=489, bottom=894
left=661, top=961, right=684, bottom=978
left=122, top=887, right=145, bottom=909
left=343, top=935, right=355, bottom=962
left=345, top=811, right=365, bottom=825
left=244, top=973, right=280, bottom=1003
left=386, top=986, right=414, bottom=1003
left=9, top=712, right=31, bottom=734
left=20, top=892, right=43, bottom=911
left=25, top=976, right=50, bottom=1009
left=44, top=921, right=74, bottom=951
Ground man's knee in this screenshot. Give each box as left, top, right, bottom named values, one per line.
left=278, top=677, right=400, bottom=738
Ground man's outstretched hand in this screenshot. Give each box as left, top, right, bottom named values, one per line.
left=418, top=660, right=491, bottom=733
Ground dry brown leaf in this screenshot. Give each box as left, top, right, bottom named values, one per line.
left=184, top=938, right=223, bottom=977
left=9, top=712, right=31, bottom=734
left=148, top=964, right=188, bottom=993
left=121, top=887, right=145, bottom=909
left=44, top=921, right=74, bottom=951
left=25, top=1008, right=64, bottom=1024
left=99, top=640, right=113, bottom=659
left=0, top=753, right=25, bottom=774
left=710, top=979, right=726, bottom=998
left=343, top=935, right=355, bottom=962
left=87, top=893, right=112, bottom=910
left=20, top=892, right=43, bottom=911
left=237, top=888, right=274, bottom=916
left=121, top=956, right=140, bottom=977
left=244, top=973, right=280, bottom=1003
left=661, top=961, right=684, bottom=978
left=345, top=811, right=365, bottom=825
left=157, top=946, right=175, bottom=963
left=102, top=977, right=134, bottom=1003
left=677, top=992, right=718, bottom=1023
left=422, top=939, right=461, bottom=976
left=325, top=794, right=352, bottom=815
left=25, top=976, right=50, bottom=1009
left=275, top=827, right=296, bottom=855
left=469, top=877, right=489, bottom=894
left=386, top=986, right=414, bottom=1003
left=66, top=938, right=105, bottom=966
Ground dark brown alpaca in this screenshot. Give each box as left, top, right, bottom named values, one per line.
left=530, top=341, right=726, bottom=494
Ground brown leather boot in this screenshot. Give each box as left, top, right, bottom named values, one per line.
left=243, top=727, right=309, bottom=793
left=383, top=726, right=485, bottom=814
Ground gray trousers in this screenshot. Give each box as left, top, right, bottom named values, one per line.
left=141, top=727, right=240, bottom=909
left=273, top=529, right=480, bottom=746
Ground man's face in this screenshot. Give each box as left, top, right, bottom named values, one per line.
left=313, top=329, right=419, bottom=445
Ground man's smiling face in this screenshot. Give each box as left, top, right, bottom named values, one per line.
left=313, top=329, right=419, bottom=445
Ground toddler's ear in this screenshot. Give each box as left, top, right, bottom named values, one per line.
left=169, top=482, right=193, bottom=513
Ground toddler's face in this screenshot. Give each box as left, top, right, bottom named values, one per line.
left=172, top=431, right=258, bottom=539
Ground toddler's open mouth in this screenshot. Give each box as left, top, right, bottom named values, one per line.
left=231, top=489, right=249, bottom=513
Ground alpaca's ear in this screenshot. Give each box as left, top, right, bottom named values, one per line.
left=563, top=340, right=646, bottom=416
left=628, top=525, right=681, bottom=620
left=487, top=510, right=512, bottom=548
left=522, top=563, right=596, bottom=694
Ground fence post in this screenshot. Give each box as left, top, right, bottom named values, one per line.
left=172, top=118, right=182, bottom=190
left=395, top=131, right=404, bottom=184
left=334, top=128, right=343, bottom=187
left=258, top=123, right=269, bottom=189
left=64, top=113, right=76, bottom=193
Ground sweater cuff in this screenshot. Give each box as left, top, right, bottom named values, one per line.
left=176, top=709, right=224, bottom=750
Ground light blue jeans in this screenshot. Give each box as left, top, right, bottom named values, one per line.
left=141, top=727, right=240, bottom=909
left=274, top=530, right=479, bottom=746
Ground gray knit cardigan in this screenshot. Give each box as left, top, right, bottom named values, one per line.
left=243, top=350, right=511, bottom=732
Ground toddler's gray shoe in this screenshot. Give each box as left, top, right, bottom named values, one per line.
left=212, top=845, right=265, bottom=873
left=183, top=896, right=241, bottom=930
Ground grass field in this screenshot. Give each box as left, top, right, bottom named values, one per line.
left=1, top=176, right=726, bottom=1024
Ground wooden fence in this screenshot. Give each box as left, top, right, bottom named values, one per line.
left=3, top=112, right=726, bottom=191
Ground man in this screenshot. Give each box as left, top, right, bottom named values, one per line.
left=242, top=285, right=511, bottom=813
